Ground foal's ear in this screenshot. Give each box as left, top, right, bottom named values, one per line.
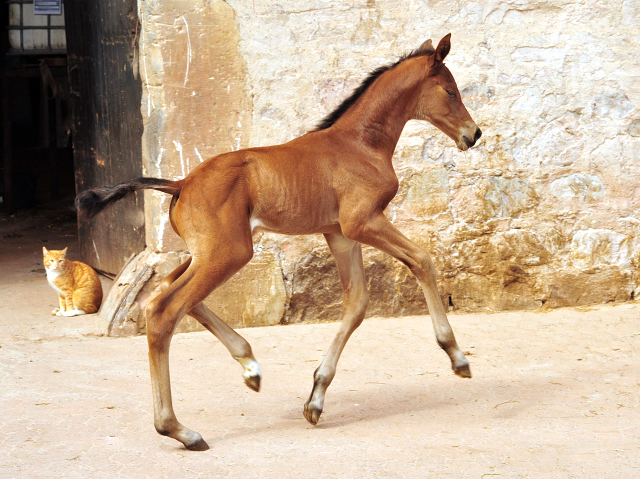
left=418, top=39, right=435, bottom=54
left=434, top=33, right=451, bottom=63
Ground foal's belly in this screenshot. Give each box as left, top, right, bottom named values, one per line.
left=249, top=215, right=342, bottom=236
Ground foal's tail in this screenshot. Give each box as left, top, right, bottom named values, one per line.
left=75, top=177, right=183, bottom=219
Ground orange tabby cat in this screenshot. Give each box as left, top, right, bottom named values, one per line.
left=43, top=247, right=103, bottom=316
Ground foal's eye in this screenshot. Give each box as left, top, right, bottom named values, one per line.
left=445, top=89, right=456, bottom=98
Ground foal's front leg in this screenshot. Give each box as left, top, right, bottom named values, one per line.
left=304, top=233, right=370, bottom=425
left=347, top=212, right=471, bottom=378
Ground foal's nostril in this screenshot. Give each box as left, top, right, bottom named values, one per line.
left=462, top=128, right=482, bottom=149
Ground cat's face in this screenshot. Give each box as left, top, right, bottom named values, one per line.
left=43, top=247, right=69, bottom=272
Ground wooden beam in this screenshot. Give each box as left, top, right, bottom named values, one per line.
left=64, top=0, right=145, bottom=273
left=1, top=78, right=13, bottom=213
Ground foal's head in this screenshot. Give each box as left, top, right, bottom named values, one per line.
left=414, top=34, right=482, bottom=151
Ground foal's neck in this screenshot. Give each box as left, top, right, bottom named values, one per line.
left=337, top=58, right=427, bottom=160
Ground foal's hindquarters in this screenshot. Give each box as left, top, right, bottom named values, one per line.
left=144, top=166, right=260, bottom=450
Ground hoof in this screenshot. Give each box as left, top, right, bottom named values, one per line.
left=303, top=402, right=321, bottom=426
left=185, top=436, right=209, bottom=451
left=454, top=362, right=472, bottom=378
left=244, top=374, right=261, bottom=392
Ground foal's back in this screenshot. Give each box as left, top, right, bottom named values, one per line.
left=175, top=131, right=349, bottom=237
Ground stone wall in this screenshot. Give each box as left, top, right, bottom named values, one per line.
left=132, top=0, right=640, bottom=330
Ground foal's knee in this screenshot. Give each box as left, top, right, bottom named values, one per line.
left=409, top=250, right=437, bottom=281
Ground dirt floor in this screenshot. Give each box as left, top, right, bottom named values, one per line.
left=1, top=207, right=639, bottom=478
left=0, top=204, right=112, bottom=342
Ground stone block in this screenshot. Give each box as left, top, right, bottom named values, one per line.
left=202, top=249, right=287, bottom=329
left=543, top=268, right=634, bottom=308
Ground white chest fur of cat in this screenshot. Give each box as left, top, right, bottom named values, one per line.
left=43, top=247, right=103, bottom=317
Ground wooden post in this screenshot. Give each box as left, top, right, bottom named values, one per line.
left=64, top=0, right=145, bottom=274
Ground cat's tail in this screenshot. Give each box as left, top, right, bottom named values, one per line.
left=75, top=177, right=183, bottom=219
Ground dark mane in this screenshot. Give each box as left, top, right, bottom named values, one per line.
left=314, top=47, right=434, bottom=131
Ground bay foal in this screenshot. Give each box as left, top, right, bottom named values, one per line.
left=77, top=34, right=482, bottom=450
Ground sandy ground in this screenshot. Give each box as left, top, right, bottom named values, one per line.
left=1, top=207, right=639, bottom=478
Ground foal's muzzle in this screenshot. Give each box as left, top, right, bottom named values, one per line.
left=463, top=127, right=482, bottom=148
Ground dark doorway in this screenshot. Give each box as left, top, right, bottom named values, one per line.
left=1, top=0, right=145, bottom=275
left=0, top=1, right=73, bottom=212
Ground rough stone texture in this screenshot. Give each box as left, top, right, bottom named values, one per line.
left=137, top=0, right=640, bottom=328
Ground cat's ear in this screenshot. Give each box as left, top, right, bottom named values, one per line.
left=43, top=247, right=49, bottom=255
left=62, top=247, right=68, bottom=256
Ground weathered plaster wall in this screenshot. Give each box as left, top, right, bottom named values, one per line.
left=139, top=0, right=252, bottom=252
left=135, top=0, right=640, bottom=329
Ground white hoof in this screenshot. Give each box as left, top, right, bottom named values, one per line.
left=237, top=358, right=261, bottom=392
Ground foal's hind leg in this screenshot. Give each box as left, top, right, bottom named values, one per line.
left=304, top=233, right=369, bottom=425
left=189, top=304, right=262, bottom=391
left=146, top=250, right=252, bottom=450
left=346, top=212, right=471, bottom=378
left=161, top=259, right=261, bottom=391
